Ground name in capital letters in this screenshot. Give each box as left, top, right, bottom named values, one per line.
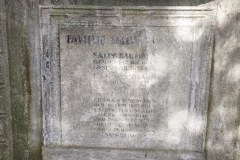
left=66, top=34, right=137, bottom=45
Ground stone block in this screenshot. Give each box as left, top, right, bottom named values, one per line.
left=41, top=6, right=214, bottom=159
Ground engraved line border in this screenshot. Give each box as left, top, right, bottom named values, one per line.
left=40, top=5, right=214, bottom=11
left=43, top=7, right=215, bottom=148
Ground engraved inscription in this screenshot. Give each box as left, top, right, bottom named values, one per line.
left=60, top=26, right=193, bottom=148
left=66, top=34, right=137, bottom=45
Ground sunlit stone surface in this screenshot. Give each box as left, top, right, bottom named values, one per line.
left=60, top=26, right=193, bottom=149
left=41, top=7, right=214, bottom=160
left=1, top=0, right=239, bottom=159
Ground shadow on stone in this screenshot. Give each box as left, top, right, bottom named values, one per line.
left=49, top=0, right=214, bottom=6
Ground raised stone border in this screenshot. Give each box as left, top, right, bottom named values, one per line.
left=40, top=6, right=214, bottom=160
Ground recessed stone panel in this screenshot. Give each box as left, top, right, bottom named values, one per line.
left=60, top=26, right=194, bottom=149
left=41, top=6, right=214, bottom=159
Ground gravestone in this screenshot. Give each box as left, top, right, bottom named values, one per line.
left=41, top=6, right=214, bottom=160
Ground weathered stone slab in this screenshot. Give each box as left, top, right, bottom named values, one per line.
left=41, top=6, right=214, bottom=159
left=60, top=26, right=193, bottom=149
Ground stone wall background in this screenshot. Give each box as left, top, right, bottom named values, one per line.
left=0, top=0, right=239, bottom=159
left=207, top=1, right=240, bottom=160
left=0, top=0, right=13, bottom=159
left=4, top=0, right=33, bottom=159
